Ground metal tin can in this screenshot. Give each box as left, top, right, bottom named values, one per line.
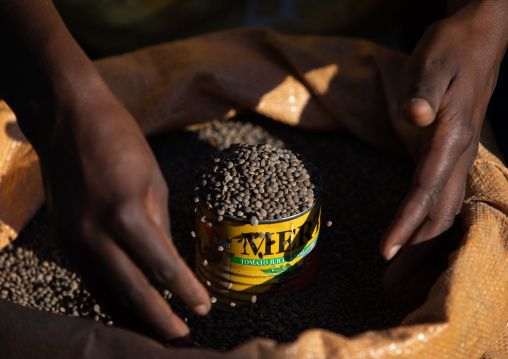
left=195, top=196, right=321, bottom=307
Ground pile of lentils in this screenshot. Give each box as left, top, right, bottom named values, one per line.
left=194, top=143, right=322, bottom=224
left=0, top=114, right=437, bottom=352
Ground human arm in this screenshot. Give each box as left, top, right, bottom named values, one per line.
left=380, top=0, right=508, bottom=292
left=0, top=0, right=210, bottom=343
left=0, top=298, right=206, bottom=359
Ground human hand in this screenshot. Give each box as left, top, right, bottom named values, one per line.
left=0, top=0, right=210, bottom=343
left=380, top=4, right=508, bottom=293
left=35, top=85, right=210, bottom=343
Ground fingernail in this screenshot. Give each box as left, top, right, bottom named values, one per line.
left=408, top=98, right=430, bottom=108
left=167, top=334, right=194, bottom=348
left=192, top=304, right=209, bottom=315
left=386, top=245, right=401, bottom=261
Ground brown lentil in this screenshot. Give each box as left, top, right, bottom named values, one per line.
left=0, top=114, right=426, bottom=353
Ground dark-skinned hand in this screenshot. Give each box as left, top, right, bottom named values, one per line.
left=380, top=1, right=508, bottom=294
left=37, top=84, right=211, bottom=343
left=0, top=0, right=211, bottom=346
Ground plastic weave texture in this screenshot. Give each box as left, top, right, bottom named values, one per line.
left=0, top=28, right=507, bottom=358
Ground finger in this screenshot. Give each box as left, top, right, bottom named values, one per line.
left=110, top=204, right=211, bottom=316
left=382, top=217, right=456, bottom=295
left=79, top=234, right=191, bottom=342
left=382, top=145, right=473, bottom=293
left=380, top=118, right=465, bottom=260
left=146, top=175, right=171, bottom=235
left=403, top=51, right=454, bottom=127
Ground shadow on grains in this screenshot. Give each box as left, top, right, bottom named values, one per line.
left=0, top=112, right=429, bottom=352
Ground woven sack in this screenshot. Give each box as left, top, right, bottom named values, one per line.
left=0, top=28, right=507, bottom=358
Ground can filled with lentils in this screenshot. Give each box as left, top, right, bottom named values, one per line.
left=194, top=143, right=322, bottom=307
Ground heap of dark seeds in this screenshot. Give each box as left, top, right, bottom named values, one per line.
left=0, top=115, right=437, bottom=352
left=196, top=120, right=285, bottom=151
left=195, top=143, right=322, bottom=222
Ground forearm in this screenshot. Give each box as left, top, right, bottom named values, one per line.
left=0, top=299, right=177, bottom=359
left=0, top=298, right=97, bottom=359
left=0, top=1, right=108, bottom=145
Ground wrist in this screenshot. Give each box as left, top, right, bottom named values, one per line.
left=449, top=0, right=508, bottom=55
left=0, top=0, right=106, bottom=146
left=11, top=67, right=108, bottom=152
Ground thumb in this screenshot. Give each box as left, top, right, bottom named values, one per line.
left=403, top=54, right=453, bottom=127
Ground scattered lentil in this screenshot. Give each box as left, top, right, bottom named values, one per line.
left=0, top=115, right=425, bottom=353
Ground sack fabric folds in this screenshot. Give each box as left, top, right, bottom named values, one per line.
left=0, top=28, right=507, bottom=358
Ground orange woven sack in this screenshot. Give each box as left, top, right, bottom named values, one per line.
left=1, top=28, right=507, bottom=358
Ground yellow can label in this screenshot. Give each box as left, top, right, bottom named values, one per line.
left=196, top=199, right=321, bottom=293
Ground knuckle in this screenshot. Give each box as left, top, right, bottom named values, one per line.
left=118, top=286, right=147, bottom=309
left=441, top=215, right=455, bottom=231
left=152, top=262, right=179, bottom=285
left=456, top=122, right=475, bottom=149
left=420, top=53, right=447, bottom=73
left=150, top=312, right=178, bottom=334
left=428, top=211, right=455, bottom=232
left=413, top=183, right=442, bottom=207
left=425, top=186, right=441, bottom=207
left=110, top=201, right=142, bottom=233
left=75, top=216, right=99, bottom=243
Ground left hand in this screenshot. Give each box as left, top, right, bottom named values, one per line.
left=380, top=4, right=508, bottom=293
